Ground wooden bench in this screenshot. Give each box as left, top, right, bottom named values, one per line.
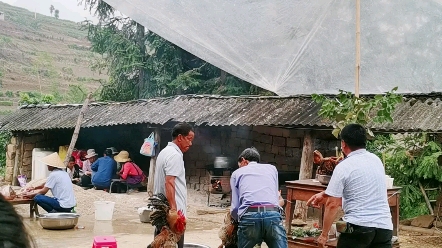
left=9, top=198, right=39, bottom=218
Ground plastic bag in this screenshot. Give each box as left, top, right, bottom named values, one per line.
left=140, top=132, right=156, bottom=157
left=0, top=185, right=16, bottom=201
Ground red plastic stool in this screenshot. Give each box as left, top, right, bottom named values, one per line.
left=92, top=236, right=117, bottom=248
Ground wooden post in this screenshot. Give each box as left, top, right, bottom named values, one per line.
left=63, top=93, right=92, bottom=166
left=355, top=0, right=361, bottom=97
left=12, top=135, right=23, bottom=186
left=147, top=127, right=161, bottom=196
left=294, top=131, right=314, bottom=222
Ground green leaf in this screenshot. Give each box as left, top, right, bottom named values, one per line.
left=332, top=128, right=341, bottom=138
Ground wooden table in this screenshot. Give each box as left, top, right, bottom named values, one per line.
left=285, top=179, right=401, bottom=237
left=9, top=198, right=39, bottom=218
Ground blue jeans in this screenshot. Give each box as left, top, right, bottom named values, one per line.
left=238, top=211, right=288, bottom=248
left=34, top=195, right=73, bottom=213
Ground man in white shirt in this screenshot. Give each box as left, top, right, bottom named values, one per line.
left=307, top=124, right=392, bottom=248
left=153, top=122, right=195, bottom=248
left=25, top=152, right=76, bottom=213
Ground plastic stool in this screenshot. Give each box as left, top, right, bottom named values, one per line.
left=92, top=236, right=117, bottom=248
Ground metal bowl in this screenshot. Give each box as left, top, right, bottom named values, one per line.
left=317, top=175, right=332, bottom=185
left=184, top=244, right=211, bottom=248
left=38, top=213, right=80, bottom=230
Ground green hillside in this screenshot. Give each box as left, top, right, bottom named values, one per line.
left=0, top=1, right=105, bottom=113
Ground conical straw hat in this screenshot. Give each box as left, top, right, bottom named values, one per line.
left=114, top=150, right=132, bottom=163
left=40, top=152, right=66, bottom=169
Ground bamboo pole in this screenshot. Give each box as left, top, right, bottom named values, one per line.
left=63, top=93, right=92, bottom=166
left=418, top=182, right=434, bottom=216
left=147, top=127, right=161, bottom=196
left=355, top=0, right=361, bottom=98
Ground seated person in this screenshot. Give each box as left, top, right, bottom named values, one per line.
left=25, top=152, right=76, bottom=213
left=79, top=149, right=98, bottom=188
left=91, top=148, right=117, bottom=190
left=114, top=150, right=146, bottom=193
left=107, top=147, right=121, bottom=177
left=0, top=194, right=36, bottom=247
left=66, top=156, right=81, bottom=184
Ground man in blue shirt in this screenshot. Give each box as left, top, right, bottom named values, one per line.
left=230, top=147, right=288, bottom=248
left=91, top=148, right=117, bottom=190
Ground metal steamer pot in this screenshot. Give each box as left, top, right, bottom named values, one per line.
left=38, top=213, right=80, bottom=230
left=214, top=156, right=230, bottom=169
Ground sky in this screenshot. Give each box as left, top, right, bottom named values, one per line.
left=1, top=0, right=97, bottom=22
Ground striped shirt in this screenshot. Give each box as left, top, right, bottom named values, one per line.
left=325, top=149, right=393, bottom=230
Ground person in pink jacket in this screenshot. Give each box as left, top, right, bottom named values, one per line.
left=114, top=150, right=146, bottom=193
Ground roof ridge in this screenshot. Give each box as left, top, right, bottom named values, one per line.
left=16, top=93, right=442, bottom=109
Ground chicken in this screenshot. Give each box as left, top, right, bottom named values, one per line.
left=313, top=150, right=343, bottom=176
left=147, top=193, right=186, bottom=248
left=217, top=211, right=238, bottom=248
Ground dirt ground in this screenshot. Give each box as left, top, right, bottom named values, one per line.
left=12, top=188, right=442, bottom=248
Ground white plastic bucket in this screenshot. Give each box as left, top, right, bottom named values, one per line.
left=94, top=201, right=115, bottom=221
left=386, top=177, right=394, bottom=189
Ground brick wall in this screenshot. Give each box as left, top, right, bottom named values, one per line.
left=251, top=126, right=303, bottom=172
left=183, top=126, right=339, bottom=192
left=183, top=126, right=253, bottom=192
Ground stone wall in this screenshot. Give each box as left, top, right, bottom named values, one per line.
left=4, top=133, right=58, bottom=184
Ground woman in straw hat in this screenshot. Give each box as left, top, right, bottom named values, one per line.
left=24, top=152, right=76, bottom=213
left=114, top=150, right=146, bottom=193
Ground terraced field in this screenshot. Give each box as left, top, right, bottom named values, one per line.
left=0, top=1, right=104, bottom=113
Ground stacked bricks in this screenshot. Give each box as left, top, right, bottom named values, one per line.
left=251, top=126, right=303, bottom=172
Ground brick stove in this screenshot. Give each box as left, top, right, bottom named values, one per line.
left=205, top=163, right=237, bottom=207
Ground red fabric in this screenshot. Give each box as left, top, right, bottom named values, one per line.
left=71, top=150, right=86, bottom=168
left=120, top=162, right=145, bottom=180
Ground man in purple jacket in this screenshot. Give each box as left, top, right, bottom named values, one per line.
left=230, top=147, right=288, bottom=248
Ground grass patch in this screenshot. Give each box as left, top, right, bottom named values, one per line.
left=0, top=101, right=13, bottom=106
left=0, top=110, right=12, bottom=115
left=5, top=91, right=13, bottom=98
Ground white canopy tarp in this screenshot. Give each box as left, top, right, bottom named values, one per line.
left=102, top=0, right=442, bottom=96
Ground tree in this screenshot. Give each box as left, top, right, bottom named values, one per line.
left=78, top=0, right=272, bottom=101
left=54, top=9, right=59, bottom=19
left=312, top=87, right=403, bottom=138
left=49, top=5, right=55, bottom=16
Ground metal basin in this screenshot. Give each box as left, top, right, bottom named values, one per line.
left=184, top=244, right=211, bottom=248
left=317, top=175, right=331, bottom=185
left=38, top=213, right=80, bottom=230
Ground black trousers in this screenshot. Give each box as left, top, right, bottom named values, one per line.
left=337, top=224, right=392, bottom=248
left=154, top=227, right=184, bottom=248
left=79, top=175, right=92, bottom=188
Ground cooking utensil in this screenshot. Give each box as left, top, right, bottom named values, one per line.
left=183, top=244, right=211, bottom=248
left=38, top=213, right=80, bottom=230
left=214, top=156, right=230, bottom=168
left=317, top=175, right=331, bottom=185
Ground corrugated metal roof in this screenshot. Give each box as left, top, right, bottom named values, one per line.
left=0, top=95, right=440, bottom=132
